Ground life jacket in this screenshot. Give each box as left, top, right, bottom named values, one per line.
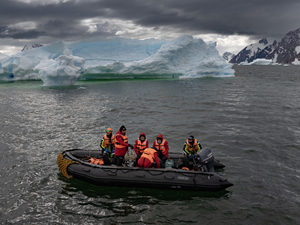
left=88, top=157, right=104, bottom=165
left=103, top=134, right=116, bottom=148
left=185, top=139, right=199, bottom=153
left=136, top=138, right=148, bottom=153
left=154, top=139, right=167, bottom=153
left=141, top=148, right=156, bottom=164
left=115, top=133, right=128, bottom=149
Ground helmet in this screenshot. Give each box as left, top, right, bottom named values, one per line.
left=105, top=128, right=113, bottom=133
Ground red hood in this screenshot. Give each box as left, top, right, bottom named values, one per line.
left=156, top=134, right=163, bottom=140
left=139, top=132, right=146, bottom=138
left=116, top=130, right=123, bottom=136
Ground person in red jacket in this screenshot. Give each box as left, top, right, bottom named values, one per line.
left=137, top=147, right=161, bottom=168
left=153, top=134, right=169, bottom=163
left=134, top=132, right=149, bottom=161
left=113, top=125, right=134, bottom=166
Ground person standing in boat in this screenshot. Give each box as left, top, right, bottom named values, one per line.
left=182, top=136, right=202, bottom=168
left=153, top=134, right=169, bottom=163
left=134, top=132, right=149, bottom=162
left=100, top=128, right=115, bottom=165
left=137, top=147, right=161, bottom=168
left=113, top=125, right=134, bottom=166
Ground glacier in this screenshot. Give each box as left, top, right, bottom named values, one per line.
left=0, top=35, right=234, bottom=85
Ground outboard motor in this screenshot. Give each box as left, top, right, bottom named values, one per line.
left=124, top=147, right=137, bottom=167
left=198, top=148, right=215, bottom=172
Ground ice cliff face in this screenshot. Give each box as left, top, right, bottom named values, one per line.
left=35, top=49, right=85, bottom=86
left=0, top=35, right=234, bottom=84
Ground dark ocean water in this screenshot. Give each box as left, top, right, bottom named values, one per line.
left=0, top=65, right=300, bottom=224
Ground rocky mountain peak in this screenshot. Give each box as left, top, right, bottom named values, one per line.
left=21, top=44, right=43, bottom=51
left=259, top=38, right=268, bottom=45
left=222, top=52, right=235, bottom=62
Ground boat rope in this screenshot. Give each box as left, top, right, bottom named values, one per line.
left=57, top=152, right=79, bottom=178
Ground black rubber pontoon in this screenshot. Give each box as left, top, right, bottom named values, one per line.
left=57, top=149, right=232, bottom=192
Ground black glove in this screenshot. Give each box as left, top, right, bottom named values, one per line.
left=128, top=144, right=134, bottom=149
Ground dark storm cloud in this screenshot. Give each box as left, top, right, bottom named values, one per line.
left=0, top=0, right=300, bottom=41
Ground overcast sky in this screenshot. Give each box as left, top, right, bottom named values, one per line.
left=1, top=0, right=300, bottom=55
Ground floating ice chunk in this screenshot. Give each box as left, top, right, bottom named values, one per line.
left=249, top=58, right=273, bottom=65
left=292, top=58, right=300, bottom=65
left=239, top=61, right=250, bottom=65
left=35, top=49, right=85, bottom=86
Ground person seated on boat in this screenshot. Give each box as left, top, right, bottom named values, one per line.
left=137, top=147, right=161, bottom=168
left=113, top=125, right=134, bottom=166
left=153, top=134, right=169, bottom=163
left=182, top=136, right=202, bottom=169
left=134, top=132, right=149, bottom=162
left=100, top=127, right=115, bottom=165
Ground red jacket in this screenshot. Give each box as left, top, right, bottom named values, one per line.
left=137, top=151, right=160, bottom=168
left=134, top=132, right=149, bottom=154
left=153, top=134, right=169, bottom=159
left=114, top=130, right=129, bottom=156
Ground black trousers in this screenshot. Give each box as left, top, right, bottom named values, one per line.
left=103, top=154, right=112, bottom=165
left=158, top=152, right=167, bottom=163
left=112, top=156, right=124, bottom=166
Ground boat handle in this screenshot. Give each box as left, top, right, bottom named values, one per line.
left=164, top=176, right=174, bottom=180
left=107, top=172, right=117, bottom=176
left=82, top=168, right=90, bottom=172
left=136, top=174, right=145, bottom=178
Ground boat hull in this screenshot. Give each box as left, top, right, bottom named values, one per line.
left=58, top=149, right=232, bottom=192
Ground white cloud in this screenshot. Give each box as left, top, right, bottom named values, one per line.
left=79, top=18, right=180, bottom=40
left=194, top=34, right=253, bottom=55
left=8, top=21, right=37, bottom=31
left=15, top=0, right=71, bottom=4
left=0, top=45, right=20, bottom=55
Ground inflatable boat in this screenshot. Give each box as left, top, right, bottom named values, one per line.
left=57, top=149, right=233, bottom=192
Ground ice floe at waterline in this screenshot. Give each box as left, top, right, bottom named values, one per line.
left=0, top=35, right=234, bottom=85
left=34, top=49, right=85, bottom=86
left=239, top=58, right=273, bottom=65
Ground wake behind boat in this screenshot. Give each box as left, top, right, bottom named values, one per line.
left=57, top=149, right=233, bottom=192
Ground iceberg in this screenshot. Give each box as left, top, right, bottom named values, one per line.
left=35, top=49, right=85, bottom=86
left=0, top=35, right=234, bottom=85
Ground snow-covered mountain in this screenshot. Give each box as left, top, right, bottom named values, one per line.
left=231, top=28, right=300, bottom=64
left=21, top=44, right=43, bottom=51
left=222, top=52, right=235, bottom=62
left=230, top=38, right=275, bottom=64
left=266, top=28, right=300, bottom=64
